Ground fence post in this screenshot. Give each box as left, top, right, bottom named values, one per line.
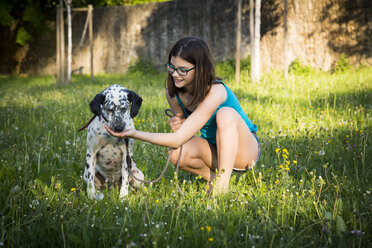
left=56, top=4, right=61, bottom=85
left=250, top=0, right=254, bottom=82
left=284, top=0, right=289, bottom=79
left=66, top=0, right=72, bottom=83
left=235, top=0, right=242, bottom=85
left=89, top=4, right=94, bottom=82
left=59, top=0, right=65, bottom=84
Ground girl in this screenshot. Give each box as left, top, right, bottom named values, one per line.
left=106, top=36, right=260, bottom=194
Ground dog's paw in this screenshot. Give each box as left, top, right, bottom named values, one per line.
left=119, top=189, right=129, bottom=198
left=87, top=182, right=96, bottom=199
left=130, top=169, right=144, bottom=188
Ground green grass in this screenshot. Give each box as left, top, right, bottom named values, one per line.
left=0, top=67, right=371, bottom=247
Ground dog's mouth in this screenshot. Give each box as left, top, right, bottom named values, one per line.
left=112, top=124, right=125, bottom=133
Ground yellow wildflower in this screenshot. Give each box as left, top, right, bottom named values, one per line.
left=275, top=148, right=280, bottom=153
left=208, top=238, right=214, bottom=242
left=293, top=160, right=297, bottom=164
left=70, top=188, right=76, bottom=192
left=282, top=149, right=289, bottom=155
left=206, top=226, right=211, bottom=232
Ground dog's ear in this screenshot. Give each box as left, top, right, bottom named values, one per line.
left=89, top=93, right=105, bottom=116
left=126, top=90, right=142, bottom=118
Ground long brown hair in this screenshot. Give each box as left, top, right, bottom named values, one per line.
left=166, top=37, right=216, bottom=108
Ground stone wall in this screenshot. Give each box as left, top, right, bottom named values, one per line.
left=1, top=0, right=371, bottom=75
left=260, top=0, right=372, bottom=71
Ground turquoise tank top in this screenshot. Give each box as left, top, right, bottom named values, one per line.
left=175, top=81, right=257, bottom=144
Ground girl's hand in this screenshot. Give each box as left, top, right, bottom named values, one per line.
left=169, top=113, right=185, bottom=132
left=105, top=126, right=136, bottom=138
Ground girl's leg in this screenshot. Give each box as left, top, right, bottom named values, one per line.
left=169, top=136, right=218, bottom=182
left=214, top=107, right=259, bottom=193
left=169, top=107, right=258, bottom=194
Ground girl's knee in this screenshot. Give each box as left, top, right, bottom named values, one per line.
left=216, top=107, right=238, bottom=129
left=169, top=148, right=185, bottom=168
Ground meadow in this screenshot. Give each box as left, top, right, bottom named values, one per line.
left=0, top=63, right=371, bottom=247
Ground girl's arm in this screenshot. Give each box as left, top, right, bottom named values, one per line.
left=165, top=89, right=186, bottom=132
left=106, top=84, right=227, bottom=148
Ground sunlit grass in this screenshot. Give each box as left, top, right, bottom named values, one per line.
left=0, top=67, right=371, bottom=247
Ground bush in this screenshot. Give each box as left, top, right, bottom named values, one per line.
left=288, top=58, right=315, bottom=74
left=215, top=56, right=251, bottom=80
left=332, top=53, right=352, bottom=73
left=127, top=57, right=158, bottom=75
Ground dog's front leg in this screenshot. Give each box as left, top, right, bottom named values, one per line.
left=127, top=138, right=144, bottom=188
left=119, top=154, right=130, bottom=198
left=84, top=148, right=97, bottom=199
left=119, top=140, right=131, bottom=198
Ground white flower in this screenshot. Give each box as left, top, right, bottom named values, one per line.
left=94, top=193, right=104, bottom=200
left=318, top=150, right=325, bottom=156
left=126, top=241, right=137, bottom=248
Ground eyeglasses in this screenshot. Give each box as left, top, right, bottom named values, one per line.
left=165, top=63, right=195, bottom=77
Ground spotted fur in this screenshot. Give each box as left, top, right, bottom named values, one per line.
left=84, top=84, right=144, bottom=199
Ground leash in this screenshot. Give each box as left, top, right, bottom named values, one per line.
left=78, top=114, right=108, bottom=132
left=130, top=109, right=184, bottom=196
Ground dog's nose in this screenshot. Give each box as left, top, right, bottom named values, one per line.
left=114, top=125, right=125, bottom=132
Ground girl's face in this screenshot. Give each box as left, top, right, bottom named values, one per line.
left=169, top=56, right=195, bottom=92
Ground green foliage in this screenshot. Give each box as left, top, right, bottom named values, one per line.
left=332, top=53, right=352, bottom=73
left=0, top=67, right=371, bottom=247
left=15, top=27, right=32, bottom=46
left=72, top=0, right=169, bottom=7
left=0, top=1, right=14, bottom=26
left=288, top=58, right=315, bottom=74
left=215, top=56, right=251, bottom=80
left=0, top=0, right=168, bottom=47
left=0, top=0, right=50, bottom=47
left=127, top=57, right=158, bottom=75
left=22, top=3, right=45, bottom=31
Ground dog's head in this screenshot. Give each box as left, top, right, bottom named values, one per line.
left=89, top=84, right=142, bottom=132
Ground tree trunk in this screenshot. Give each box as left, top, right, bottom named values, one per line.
left=249, top=0, right=254, bottom=82
left=235, top=0, right=242, bottom=84
left=59, top=0, right=65, bottom=84
left=56, top=5, right=60, bottom=84
left=252, top=0, right=261, bottom=83
left=65, top=0, right=72, bottom=83
left=284, top=0, right=289, bottom=79
left=89, top=5, right=94, bottom=82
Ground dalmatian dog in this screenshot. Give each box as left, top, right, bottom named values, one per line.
left=84, top=84, right=144, bottom=199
